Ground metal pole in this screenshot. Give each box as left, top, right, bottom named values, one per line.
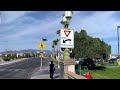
left=41, top=56, right=42, bottom=71
left=117, top=27, right=119, bottom=58
left=58, top=35, right=60, bottom=68
left=40, top=56, right=43, bottom=71
left=40, top=51, right=43, bottom=71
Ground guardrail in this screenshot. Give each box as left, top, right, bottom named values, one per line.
left=64, top=71, right=86, bottom=79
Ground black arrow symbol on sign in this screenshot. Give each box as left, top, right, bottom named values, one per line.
left=63, top=39, right=71, bottom=43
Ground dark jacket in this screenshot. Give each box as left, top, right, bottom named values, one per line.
left=49, top=63, right=55, bottom=72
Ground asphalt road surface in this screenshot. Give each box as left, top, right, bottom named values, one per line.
left=0, top=57, right=50, bottom=79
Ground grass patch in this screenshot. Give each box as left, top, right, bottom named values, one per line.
left=102, top=63, right=118, bottom=66
left=81, top=66, right=120, bottom=79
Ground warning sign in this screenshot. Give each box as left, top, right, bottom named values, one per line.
left=60, top=29, right=74, bottom=49
left=64, top=30, right=71, bottom=37
left=38, top=42, right=46, bottom=50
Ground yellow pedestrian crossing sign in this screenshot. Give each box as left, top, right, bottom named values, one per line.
left=38, top=42, right=46, bottom=50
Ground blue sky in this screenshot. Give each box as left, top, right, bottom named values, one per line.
left=0, top=11, right=120, bottom=54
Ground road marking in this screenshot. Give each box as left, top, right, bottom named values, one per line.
left=0, top=69, right=6, bottom=71
left=0, top=69, right=25, bottom=72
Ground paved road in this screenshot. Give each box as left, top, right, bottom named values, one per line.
left=0, top=57, right=50, bottom=79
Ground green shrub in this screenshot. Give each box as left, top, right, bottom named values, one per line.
left=3, top=57, right=11, bottom=61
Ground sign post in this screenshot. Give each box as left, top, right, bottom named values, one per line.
left=38, top=42, right=46, bottom=71
left=60, top=29, right=74, bottom=48
left=39, top=53, right=43, bottom=70
left=60, top=29, right=74, bottom=59
left=60, top=11, right=73, bottom=60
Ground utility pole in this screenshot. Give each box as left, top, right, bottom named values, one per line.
left=0, top=12, right=2, bottom=24
left=0, top=11, right=4, bottom=24
left=117, top=26, right=120, bottom=58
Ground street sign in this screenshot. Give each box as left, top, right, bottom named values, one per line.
left=60, top=29, right=74, bottom=48
left=64, top=30, right=71, bottom=37
left=38, top=42, right=46, bottom=50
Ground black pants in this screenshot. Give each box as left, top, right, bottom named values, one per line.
left=50, top=71, right=54, bottom=79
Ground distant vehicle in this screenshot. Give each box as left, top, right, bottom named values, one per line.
left=79, top=58, right=95, bottom=69
left=109, top=58, right=117, bottom=64
left=76, top=60, right=79, bottom=64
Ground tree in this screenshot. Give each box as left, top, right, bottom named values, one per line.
left=56, top=39, right=59, bottom=56
left=56, top=29, right=60, bottom=57
left=71, top=30, right=111, bottom=61
left=56, top=29, right=60, bottom=36
left=53, top=39, right=59, bottom=56
left=52, top=44, right=55, bottom=52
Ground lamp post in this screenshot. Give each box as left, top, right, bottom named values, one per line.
left=0, top=12, right=2, bottom=24
left=0, top=11, right=4, bottom=24
left=117, top=26, right=120, bottom=58
left=60, top=11, right=73, bottom=60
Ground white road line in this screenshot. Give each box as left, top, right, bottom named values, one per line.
left=0, top=69, right=6, bottom=71
left=0, top=69, right=24, bottom=72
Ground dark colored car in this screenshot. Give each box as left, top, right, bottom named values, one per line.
left=79, top=58, right=95, bottom=69
left=109, top=58, right=117, bottom=64
left=79, top=58, right=106, bottom=70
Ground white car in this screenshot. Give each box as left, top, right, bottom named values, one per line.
left=76, top=61, right=79, bottom=64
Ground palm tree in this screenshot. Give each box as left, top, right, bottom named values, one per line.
left=56, top=29, right=60, bottom=36
left=52, top=44, right=55, bottom=52
left=53, top=40, right=57, bottom=59
left=56, top=29, right=60, bottom=57
left=53, top=39, right=59, bottom=57
left=53, top=40, right=56, bottom=54
left=56, top=39, right=59, bottom=56
left=53, top=40, right=57, bottom=52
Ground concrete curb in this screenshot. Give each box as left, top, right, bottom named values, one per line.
left=0, top=58, right=29, bottom=66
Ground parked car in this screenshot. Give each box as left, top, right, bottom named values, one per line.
left=109, top=58, right=117, bottom=64
left=79, top=58, right=106, bottom=70
left=79, top=58, right=95, bottom=69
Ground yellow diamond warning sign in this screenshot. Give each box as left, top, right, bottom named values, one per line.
left=38, top=42, right=46, bottom=50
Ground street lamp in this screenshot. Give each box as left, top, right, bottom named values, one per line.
left=61, top=16, right=67, bottom=24
left=0, top=11, right=4, bottom=24
left=61, top=11, right=73, bottom=29
left=117, top=26, right=120, bottom=58
left=0, top=12, right=2, bottom=24
left=60, top=11, right=73, bottom=60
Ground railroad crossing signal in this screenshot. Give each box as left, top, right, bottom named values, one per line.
left=38, top=42, right=46, bottom=50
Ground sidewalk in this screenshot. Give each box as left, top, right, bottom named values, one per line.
left=30, top=71, right=60, bottom=79
left=30, top=66, right=61, bottom=79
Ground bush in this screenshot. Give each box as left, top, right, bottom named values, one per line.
left=3, top=57, right=11, bottom=61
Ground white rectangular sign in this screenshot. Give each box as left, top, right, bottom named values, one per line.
left=60, top=29, right=74, bottom=48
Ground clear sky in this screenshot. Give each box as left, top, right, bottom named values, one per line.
left=0, top=11, right=119, bottom=54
